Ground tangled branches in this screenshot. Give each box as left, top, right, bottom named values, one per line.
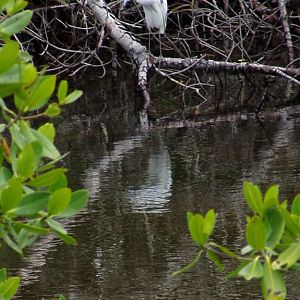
left=18, top=0, right=300, bottom=115
left=21, top=1, right=107, bottom=75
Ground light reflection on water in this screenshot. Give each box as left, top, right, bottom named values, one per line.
left=127, top=148, right=172, bottom=213
left=2, top=110, right=300, bottom=299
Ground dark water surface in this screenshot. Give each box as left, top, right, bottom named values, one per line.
left=3, top=109, right=300, bottom=299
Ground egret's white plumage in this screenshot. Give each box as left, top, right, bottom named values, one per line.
left=124, top=0, right=168, bottom=34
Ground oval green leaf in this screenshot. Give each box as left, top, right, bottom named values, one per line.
left=273, top=242, right=300, bottom=270
left=0, top=41, right=19, bottom=74
left=188, top=214, right=207, bottom=246
left=38, top=123, right=56, bottom=142
left=238, top=257, right=264, bottom=280
left=27, top=168, right=67, bottom=188
left=265, top=209, right=285, bottom=249
left=57, top=80, right=68, bottom=103
left=44, top=103, right=61, bottom=117
left=0, top=10, right=32, bottom=36
left=292, top=194, right=300, bottom=216
left=0, top=177, right=22, bottom=212
left=243, top=181, right=263, bottom=215
left=60, top=90, right=82, bottom=105
left=246, top=216, right=266, bottom=250
left=9, top=191, right=50, bottom=216
left=28, top=75, right=56, bottom=111
left=56, top=189, right=89, bottom=218
left=261, top=257, right=286, bottom=300
left=48, top=188, right=71, bottom=216
left=17, top=141, right=42, bottom=177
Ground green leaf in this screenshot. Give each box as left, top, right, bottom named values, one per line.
left=48, top=188, right=71, bottom=216
left=172, top=250, right=203, bottom=277
left=209, top=243, right=238, bottom=259
left=9, top=191, right=50, bottom=216
left=243, top=181, right=263, bottom=215
left=53, top=230, right=77, bottom=245
left=48, top=174, right=67, bottom=193
left=57, top=189, right=89, bottom=218
left=9, top=124, right=26, bottom=150
left=9, top=0, right=28, bottom=14
left=263, top=185, right=279, bottom=213
left=0, top=64, right=24, bottom=97
left=38, top=123, right=55, bottom=142
left=44, top=103, right=61, bottom=117
left=207, top=249, right=224, bottom=271
left=37, top=153, right=68, bottom=173
left=20, top=50, right=32, bottom=63
left=265, top=209, right=285, bottom=249
left=290, top=263, right=300, bottom=271
left=47, top=218, right=77, bottom=245
left=0, top=277, right=20, bottom=300
left=27, top=75, right=56, bottom=111
left=188, top=214, right=207, bottom=246
left=17, top=141, right=42, bottom=177
left=20, top=63, right=37, bottom=87
left=272, top=242, right=300, bottom=270
left=16, top=222, right=40, bottom=249
left=27, top=168, right=67, bottom=188
left=30, top=128, right=60, bottom=160
left=291, top=194, right=300, bottom=216
left=0, top=41, right=19, bottom=74
left=0, top=168, right=12, bottom=189
left=246, top=216, right=266, bottom=250
left=21, top=64, right=38, bottom=87
left=60, top=90, right=82, bottom=105
left=0, top=177, right=22, bottom=212
left=0, top=10, right=32, bottom=36
left=261, top=257, right=286, bottom=300
left=14, top=222, right=49, bottom=235
left=226, top=261, right=249, bottom=280
left=46, top=218, right=67, bottom=233
left=0, top=228, right=23, bottom=255
left=238, top=256, right=264, bottom=280
left=186, top=211, right=193, bottom=224
left=203, top=209, right=216, bottom=237
left=279, top=207, right=300, bottom=237
left=57, top=80, right=68, bottom=103
left=59, top=296, right=67, bottom=300
left=0, top=268, right=7, bottom=283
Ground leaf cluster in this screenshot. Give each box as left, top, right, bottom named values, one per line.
left=174, top=181, right=300, bottom=300
left=0, top=1, right=89, bottom=299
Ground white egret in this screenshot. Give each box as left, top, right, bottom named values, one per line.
left=123, top=0, right=168, bottom=34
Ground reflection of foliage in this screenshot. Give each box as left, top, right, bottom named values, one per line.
left=175, top=181, right=300, bottom=300
left=0, top=1, right=88, bottom=299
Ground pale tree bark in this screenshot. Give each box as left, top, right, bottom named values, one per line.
left=278, top=0, right=294, bottom=65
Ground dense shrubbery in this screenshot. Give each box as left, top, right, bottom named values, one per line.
left=0, top=1, right=88, bottom=299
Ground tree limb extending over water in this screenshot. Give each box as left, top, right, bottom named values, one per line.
left=84, top=0, right=300, bottom=112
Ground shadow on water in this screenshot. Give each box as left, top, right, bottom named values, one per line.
left=2, top=71, right=300, bottom=299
